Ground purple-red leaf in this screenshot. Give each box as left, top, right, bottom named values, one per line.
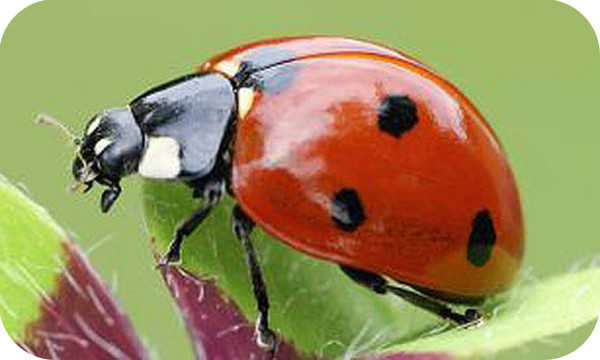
left=370, top=354, right=454, bottom=360
left=0, top=176, right=149, bottom=359
left=159, top=263, right=454, bottom=360
left=20, top=242, right=149, bottom=360
left=160, top=265, right=312, bottom=360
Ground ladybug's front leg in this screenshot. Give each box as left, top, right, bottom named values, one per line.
left=232, top=205, right=279, bottom=355
left=158, top=180, right=223, bottom=266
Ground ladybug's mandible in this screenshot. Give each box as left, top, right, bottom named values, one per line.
left=53, top=36, right=523, bottom=350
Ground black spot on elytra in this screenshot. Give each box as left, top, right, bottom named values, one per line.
left=331, top=188, right=366, bottom=232
left=467, top=210, right=496, bottom=267
left=378, top=95, right=418, bottom=137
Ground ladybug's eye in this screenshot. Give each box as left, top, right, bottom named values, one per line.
left=70, top=155, right=98, bottom=192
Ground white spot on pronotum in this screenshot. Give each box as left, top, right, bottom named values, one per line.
left=94, top=138, right=112, bottom=155
left=86, top=116, right=102, bottom=135
left=138, top=136, right=181, bottom=179
left=238, top=87, right=255, bottom=119
left=214, top=60, right=240, bottom=78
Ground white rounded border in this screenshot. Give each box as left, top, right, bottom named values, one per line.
left=550, top=2, right=600, bottom=357
left=0, top=6, right=57, bottom=360
left=0, top=0, right=598, bottom=359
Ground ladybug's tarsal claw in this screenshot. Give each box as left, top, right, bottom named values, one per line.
left=256, top=322, right=279, bottom=355
left=440, top=308, right=484, bottom=327
left=462, top=309, right=484, bottom=328
left=465, top=308, right=481, bottom=321
left=157, top=248, right=182, bottom=268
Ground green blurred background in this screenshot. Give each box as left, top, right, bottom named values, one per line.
left=0, top=0, right=598, bottom=359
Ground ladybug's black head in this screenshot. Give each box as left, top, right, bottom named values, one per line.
left=72, top=109, right=144, bottom=212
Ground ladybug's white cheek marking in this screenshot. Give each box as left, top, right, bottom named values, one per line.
left=138, top=136, right=181, bottom=179
left=237, top=87, right=255, bottom=119
left=94, top=138, right=112, bottom=155
left=86, top=116, right=102, bottom=135
left=214, top=60, right=240, bottom=78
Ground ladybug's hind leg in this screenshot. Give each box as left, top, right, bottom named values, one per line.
left=232, top=205, right=279, bottom=356
left=340, top=265, right=482, bottom=326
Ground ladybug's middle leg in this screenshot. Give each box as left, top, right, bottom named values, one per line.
left=232, top=204, right=278, bottom=355
left=340, top=265, right=482, bottom=326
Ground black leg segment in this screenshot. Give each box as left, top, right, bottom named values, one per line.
left=340, top=265, right=482, bottom=326
left=100, top=183, right=121, bottom=213
left=158, top=181, right=223, bottom=266
left=340, top=265, right=387, bottom=294
left=232, top=205, right=278, bottom=354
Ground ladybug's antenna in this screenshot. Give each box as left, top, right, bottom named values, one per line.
left=35, top=113, right=81, bottom=146
left=36, top=113, right=94, bottom=192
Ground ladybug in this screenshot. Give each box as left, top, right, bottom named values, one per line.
left=52, top=36, right=524, bottom=350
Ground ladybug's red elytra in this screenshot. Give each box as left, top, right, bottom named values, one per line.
left=51, top=36, right=523, bottom=351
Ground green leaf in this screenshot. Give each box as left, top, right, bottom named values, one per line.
left=0, top=175, right=149, bottom=359
left=143, top=181, right=600, bottom=358
left=0, top=175, right=65, bottom=340
left=382, top=267, right=600, bottom=357
left=144, top=182, right=438, bottom=358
